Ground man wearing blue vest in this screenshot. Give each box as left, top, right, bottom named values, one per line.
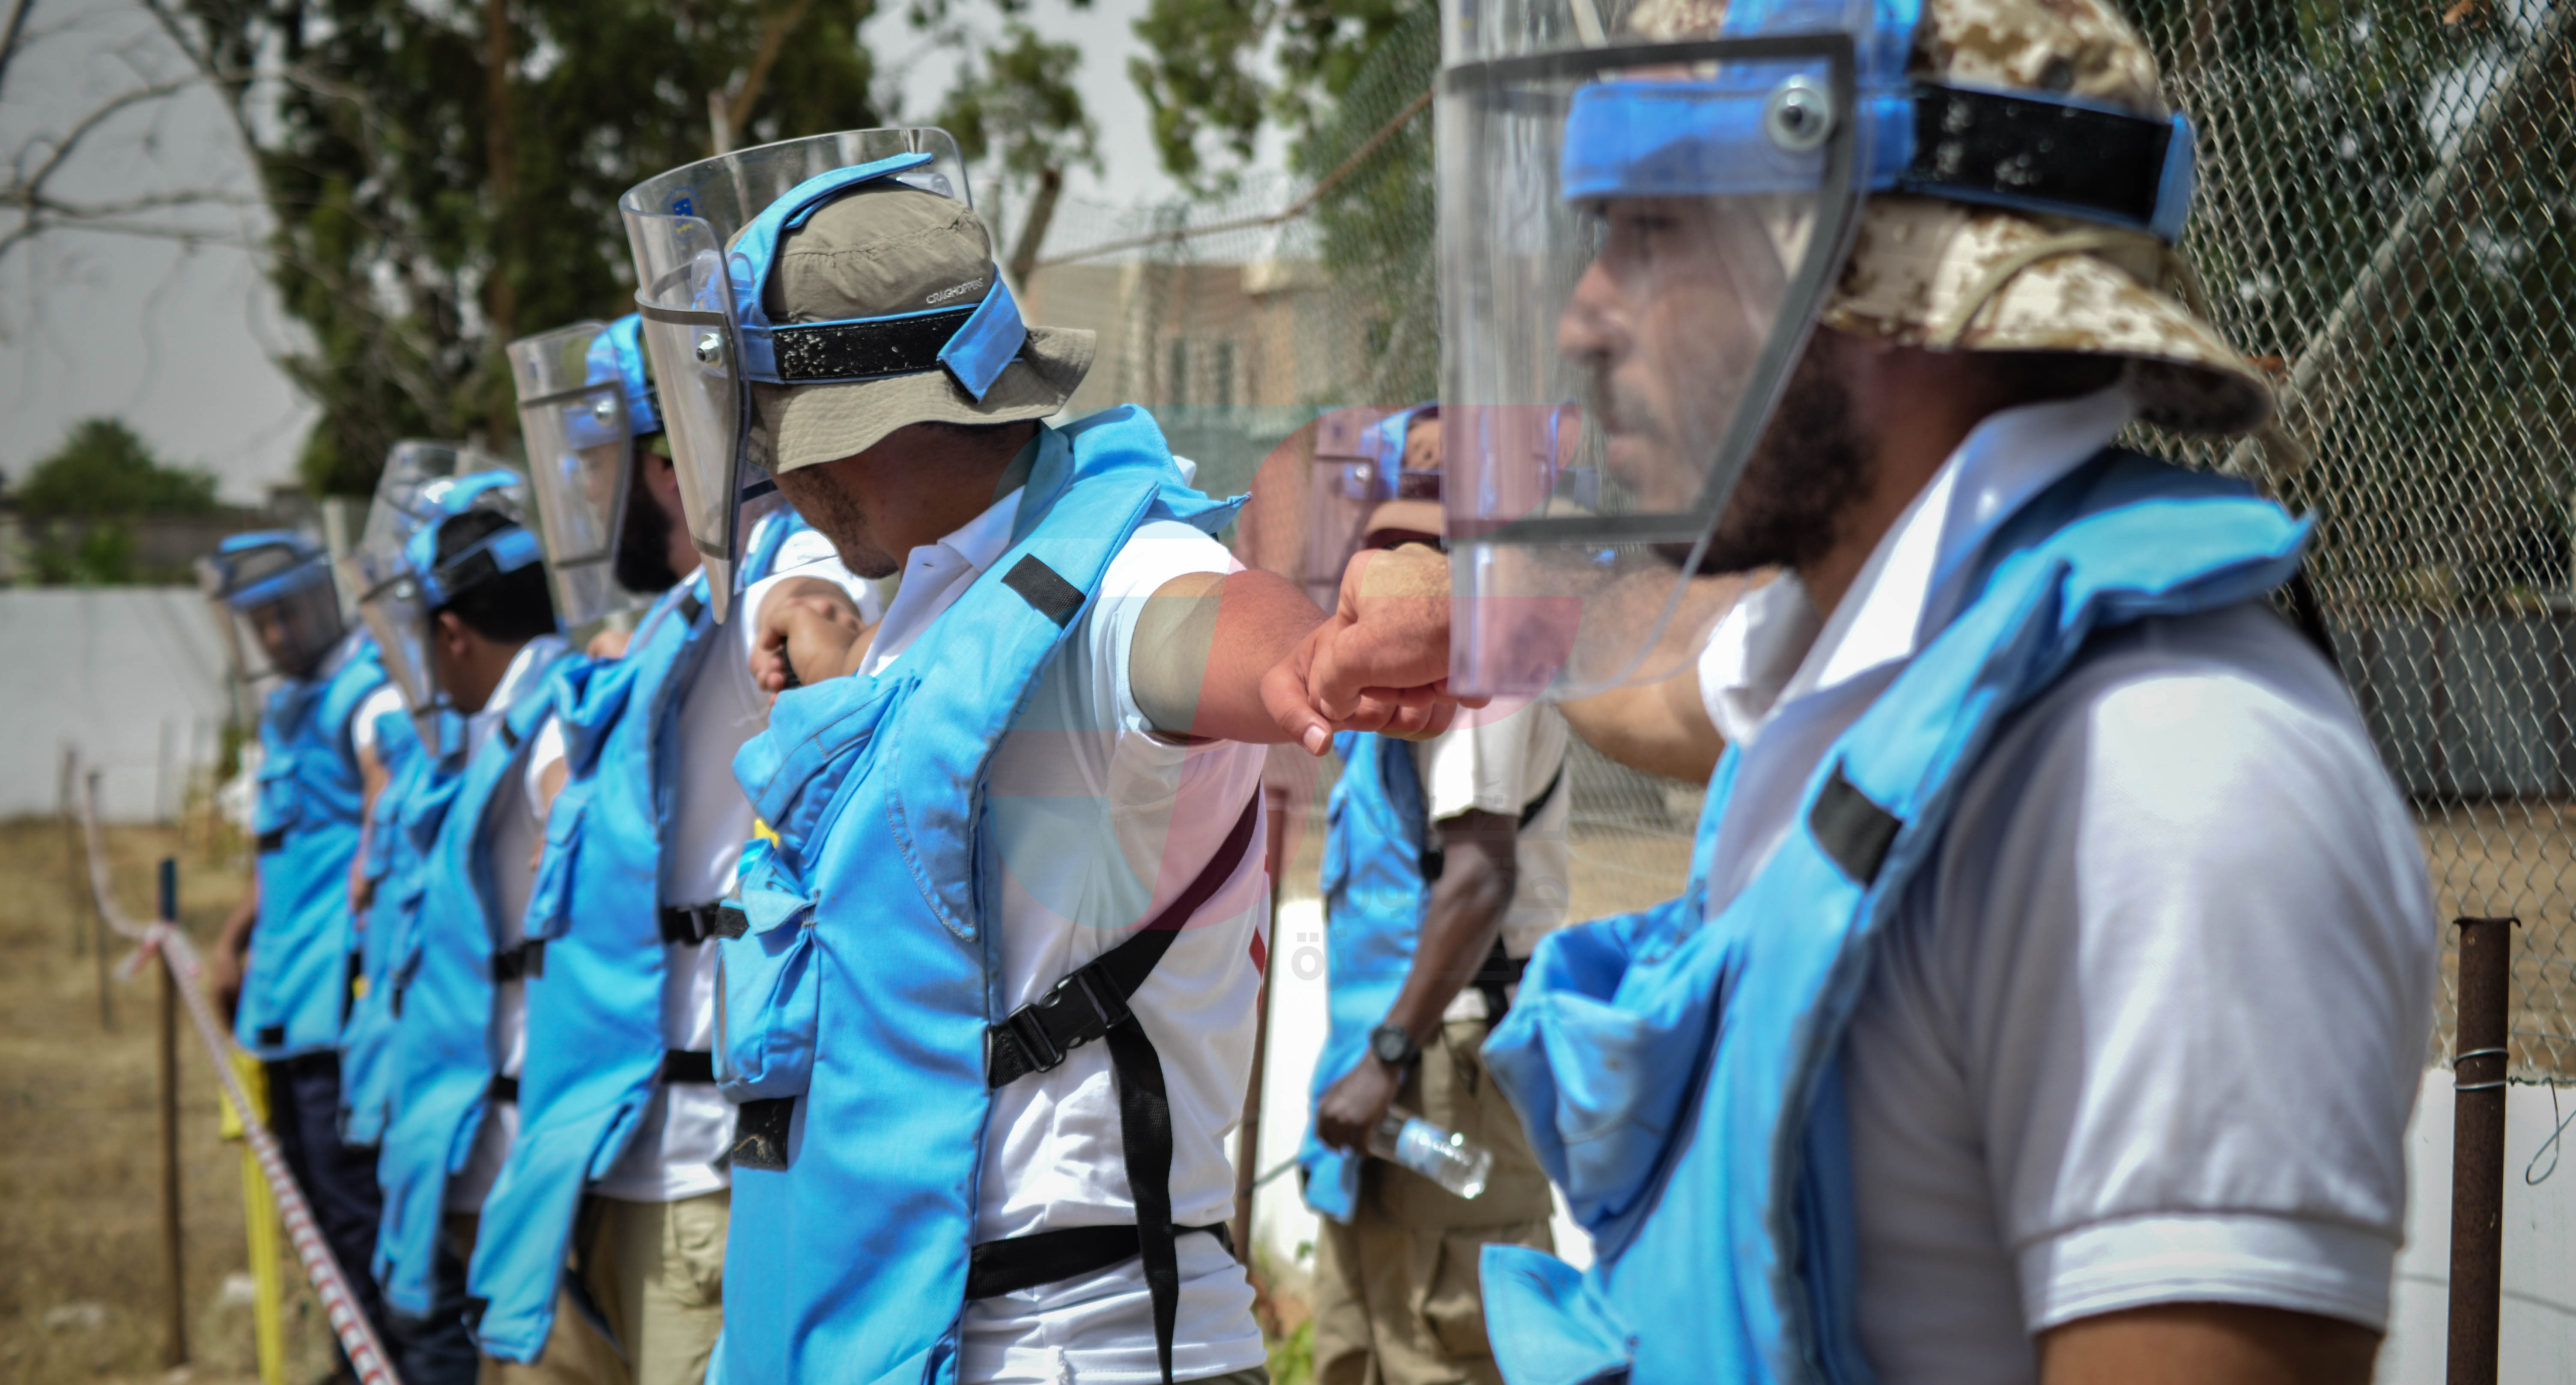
left=467, top=313, right=876, bottom=1385
left=361, top=477, right=614, bottom=1382
left=200, top=530, right=403, bottom=1378
left=618, top=127, right=1464, bottom=1385
left=1428, top=0, right=2439, bottom=1382
left=1303, top=477, right=1576, bottom=1385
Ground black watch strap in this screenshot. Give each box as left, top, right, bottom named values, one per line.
left=1370, top=1022, right=1419, bottom=1068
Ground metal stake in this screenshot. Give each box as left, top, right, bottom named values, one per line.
left=159, top=857, right=190, bottom=1369
left=2448, top=915, right=2514, bottom=1385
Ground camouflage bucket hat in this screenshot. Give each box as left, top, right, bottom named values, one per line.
left=1634, top=0, right=2275, bottom=438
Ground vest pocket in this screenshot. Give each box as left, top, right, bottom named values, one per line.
left=255, top=753, right=302, bottom=837
left=713, top=838, right=821, bottom=1102
left=520, top=788, right=585, bottom=942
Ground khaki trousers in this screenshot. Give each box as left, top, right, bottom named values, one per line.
left=1310, top=1019, right=1555, bottom=1385
left=443, top=1214, right=628, bottom=1385
left=579, top=1191, right=729, bottom=1385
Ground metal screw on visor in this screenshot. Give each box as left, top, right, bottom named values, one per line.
left=695, top=331, right=724, bottom=365
left=1765, top=74, right=1836, bottom=153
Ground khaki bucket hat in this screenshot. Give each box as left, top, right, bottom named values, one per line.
left=1630, top=0, right=2275, bottom=437
left=743, top=187, right=1096, bottom=474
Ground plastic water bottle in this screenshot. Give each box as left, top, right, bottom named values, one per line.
left=1370, top=1108, right=1492, bottom=1199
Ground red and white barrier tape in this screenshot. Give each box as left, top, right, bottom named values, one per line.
left=79, top=777, right=404, bottom=1385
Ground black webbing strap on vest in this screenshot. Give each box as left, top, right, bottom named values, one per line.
left=490, top=1074, right=519, bottom=1104
left=659, top=1049, right=716, bottom=1084
left=975, top=794, right=1262, bottom=1385
left=491, top=939, right=545, bottom=982
left=965, top=1220, right=1235, bottom=1299
left=256, top=826, right=287, bottom=855
left=658, top=902, right=727, bottom=946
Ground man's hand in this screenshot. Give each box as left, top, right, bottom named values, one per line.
left=1315, top=1057, right=1403, bottom=1153
left=752, top=577, right=873, bottom=694
left=587, top=625, right=632, bottom=659
left=1278, top=543, right=1482, bottom=754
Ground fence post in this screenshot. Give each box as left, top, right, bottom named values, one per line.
left=60, top=747, right=88, bottom=958
left=1231, top=783, right=1291, bottom=1265
left=2448, top=916, right=2513, bottom=1385
left=89, top=771, right=113, bottom=1032
left=158, top=857, right=190, bottom=1369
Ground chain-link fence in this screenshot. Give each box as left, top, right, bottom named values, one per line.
left=2125, top=0, right=2576, bottom=1080
left=1015, top=0, right=2576, bottom=1081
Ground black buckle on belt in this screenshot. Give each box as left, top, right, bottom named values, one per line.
left=659, top=903, right=726, bottom=946
left=990, top=963, right=1133, bottom=1086
left=489, top=1074, right=519, bottom=1104
left=256, top=827, right=286, bottom=855
left=491, top=940, right=544, bottom=982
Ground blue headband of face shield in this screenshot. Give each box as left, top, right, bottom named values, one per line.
left=1559, top=39, right=2197, bottom=242
left=578, top=313, right=662, bottom=439
left=400, top=472, right=546, bottom=609
left=720, top=152, right=1030, bottom=402
left=208, top=531, right=332, bottom=609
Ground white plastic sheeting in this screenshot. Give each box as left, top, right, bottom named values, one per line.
left=0, top=587, right=233, bottom=821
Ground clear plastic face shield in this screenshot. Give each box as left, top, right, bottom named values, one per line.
left=198, top=535, right=346, bottom=685
left=1308, top=405, right=1446, bottom=605
left=619, top=128, right=972, bottom=621
left=1441, top=0, right=1871, bottom=699
left=510, top=316, right=659, bottom=627
left=355, top=470, right=537, bottom=717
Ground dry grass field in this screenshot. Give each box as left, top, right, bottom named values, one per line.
left=0, top=817, right=337, bottom=1385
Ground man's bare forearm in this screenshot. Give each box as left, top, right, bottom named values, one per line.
left=1133, top=569, right=1325, bottom=744
left=2039, top=1302, right=2378, bottom=1385
left=1379, top=810, right=1518, bottom=1044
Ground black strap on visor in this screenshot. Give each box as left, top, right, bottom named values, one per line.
left=770, top=307, right=974, bottom=384
left=1901, top=83, right=2177, bottom=233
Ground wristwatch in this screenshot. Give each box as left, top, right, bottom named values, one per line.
left=1369, top=1022, right=1420, bottom=1068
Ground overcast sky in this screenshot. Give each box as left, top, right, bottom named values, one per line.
left=0, top=0, right=1227, bottom=504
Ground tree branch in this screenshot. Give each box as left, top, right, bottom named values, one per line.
left=0, top=0, right=37, bottom=97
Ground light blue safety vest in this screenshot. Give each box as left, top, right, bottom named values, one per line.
left=339, top=700, right=424, bottom=1147
left=1298, top=730, right=1432, bottom=1222
left=374, top=646, right=581, bottom=1319
left=468, top=516, right=803, bottom=1361
left=715, top=407, right=1239, bottom=1383
left=1476, top=452, right=2311, bottom=1384
left=239, top=634, right=389, bottom=1060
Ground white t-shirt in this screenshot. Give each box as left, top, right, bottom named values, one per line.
left=1410, top=702, right=1573, bottom=963
left=349, top=684, right=407, bottom=757
left=444, top=634, right=565, bottom=1213
left=524, top=524, right=878, bottom=1204
left=1693, top=387, right=2438, bottom=1382
left=859, top=477, right=1270, bottom=1385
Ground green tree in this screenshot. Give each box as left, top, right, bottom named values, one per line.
left=12, top=417, right=219, bottom=585
left=935, top=19, right=1099, bottom=284
left=147, top=0, right=882, bottom=497
left=12, top=417, right=219, bottom=519
left=1129, top=0, right=1428, bottom=192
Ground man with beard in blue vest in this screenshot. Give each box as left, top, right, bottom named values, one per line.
left=200, top=530, right=400, bottom=1382
left=360, top=475, right=616, bottom=1382
left=465, top=313, right=876, bottom=1385
left=1425, top=0, right=2441, bottom=1382
left=618, top=128, right=1464, bottom=1385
